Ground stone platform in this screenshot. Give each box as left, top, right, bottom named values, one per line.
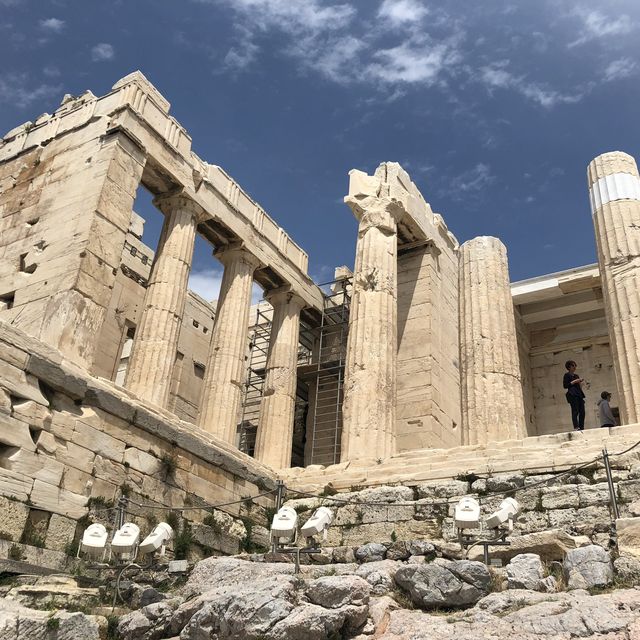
left=283, top=423, right=640, bottom=492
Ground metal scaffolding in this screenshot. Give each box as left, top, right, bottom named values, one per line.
left=308, top=278, right=352, bottom=466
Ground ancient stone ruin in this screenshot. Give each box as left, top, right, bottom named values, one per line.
left=1, top=71, right=640, bottom=638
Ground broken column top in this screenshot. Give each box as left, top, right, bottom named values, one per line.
left=346, top=161, right=458, bottom=251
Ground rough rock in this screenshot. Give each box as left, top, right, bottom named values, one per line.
left=386, top=540, right=436, bottom=561
left=355, top=542, right=387, bottom=563
left=506, top=554, right=545, bottom=590
left=355, top=560, right=399, bottom=595
left=563, top=544, right=613, bottom=589
left=614, top=555, right=640, bottom=583
left=373, top=588, right=640, bottom=638
left=306, top=575, right=369, bottom=608
left=616, top=516, right=640, bottom=560
left=468, top=528, right=589, bottom=562
left=394, top=559, right=490, bottom=609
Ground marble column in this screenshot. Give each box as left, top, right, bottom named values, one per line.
left=254, top=289, right=305, bottom=469
left=588, top=151, right=640, bottom=424
left=459, top=236, right=526, bottom=445
left=125, top=194, right=201, bottom=408
left=340, top=195, right=404, bottom=462
left=198, top=245, right=260, bottom=442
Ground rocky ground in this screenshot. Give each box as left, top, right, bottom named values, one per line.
left=1, top=536, right=640, bottom=639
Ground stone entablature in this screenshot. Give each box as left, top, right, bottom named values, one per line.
left=0, top=71, right=319, bottom=312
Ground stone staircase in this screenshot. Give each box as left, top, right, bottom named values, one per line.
left=283, top=423, right=640, bottom=492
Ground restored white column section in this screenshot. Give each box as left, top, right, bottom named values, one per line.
left=341, top=194, right=404, bottom=462
left=125, top=194, right=201, bottom=407
left=254, top=289, right=305, bottom=469
left=588, top=151, right=640, bottom=424
left=198, top=245, right=260, bottom=441
left=459, top=236, right=526, bottom=445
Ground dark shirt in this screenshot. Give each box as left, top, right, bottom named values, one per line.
left=563, top=372, right=585, bottom=399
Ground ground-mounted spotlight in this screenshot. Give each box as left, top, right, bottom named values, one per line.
left=270, top=506, right=298, bottom=547
left=111, top=522, right=140, bottom=561
left=139, top=522, right=173, bottom=556
left=454, top=496, right=481, bottom=530
left=300, top=507, right=333, bottom=546
left=485, top=497, right=519, bottom=531
left=78, top=523, right=109, bottom=561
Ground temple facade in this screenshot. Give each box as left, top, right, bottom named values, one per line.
left=1, top=71, right=638, bottom=475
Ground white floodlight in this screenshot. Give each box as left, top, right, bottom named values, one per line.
left=78, top=523, right=109, bottom=561
left=485, top=497, right=519, bottom=531
left=454, top=497, right=481, bottom=530
left=300, top=507, right=333, bottom=543
left=270, top=506, right=298, bottom=545
left=111, top=522, right=141, bottom=560
left=139, top=522, right=174, bottom=556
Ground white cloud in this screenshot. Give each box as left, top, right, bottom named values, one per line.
left=223, top=27, right=260, bottom=72
left=602, top=57, right=636, bottom=82
left=480, top=62, right=584, bottom=108
left=449, top=163, right=495, bottom=196
left=378, top=0, right=428, bottom=27
left=91, top=43, right=114, bottom=62
left=568, top=9, right=636, bottom=48
left=366, top=39, right=460, bottom=84
left=0, top=73, right=60, bottom=108
left=188, top=267, right=263, bottom=304
left=39, top=17, right=65, bottom=32
left=43, top=64, right=60, bottom=78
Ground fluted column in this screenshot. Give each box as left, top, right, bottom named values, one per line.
left=588, top=151, right=640, bottom=424
left=198, top=245, right=260, bottom=441
left=340, top=195, right=404, bottom=462
left=254, top=290, right=305, bottom=469
left=125, top=194, right=201, bottom=407
left=459, top=236, right=526, bottom=444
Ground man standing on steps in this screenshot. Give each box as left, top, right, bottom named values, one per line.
left=563, top=360, right=586, bottom=431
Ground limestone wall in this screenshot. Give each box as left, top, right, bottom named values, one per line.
left=284, top=454, right=640, bottom=550
left=0, top=319, right=276, bottom=560
left=396, top=233, right=461, bottom=451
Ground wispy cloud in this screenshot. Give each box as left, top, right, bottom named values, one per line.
left=39, top=17, right=65, bottom=32
left=91, top=43, right=114, bottom=62
left=568, top=8, right=636, bottom=48
left=602, top=57, right=636, bottom=82
left=0, top=73, right=60, bottom=108
left=480, top=61, right=584, bottom=108
left=448, top=163, right=495, bottom=199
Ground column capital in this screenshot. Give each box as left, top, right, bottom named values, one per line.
left=214, top=243, right=262, bottom=271
left=345, top=194, right=406, bottom=233
left=153, top=192, right=206, bottom=221
left=265, top=286, right=306, bottom=311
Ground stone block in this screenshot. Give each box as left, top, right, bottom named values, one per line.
left=84, top=381, right=136, bottom=423
left=0, top=360, right=49, bottom=405
left=0, top=468, right=33, bottom=501
left=541, top=486, right=580, bottom=510
left=618, top=480, right=640, bottom=503
left=0, top=449, right=64, bottom=486
left=416, top=480, right=468, bottom=499
left=55, top=441, right=95, bottom=474
left=73, top=420, right=125, bottom=462
left=616, top=517, right=640, bottom=560
left=0, top=495, right=29, bottom=542
left=123, top=447, right=162, bottom=475
left=25, top=354, right=87, bottom=401
left=578, top=483, right=611, bottom=507
left=93, top=455, right=127, bottom=486
left=30, top=479, right=87, bottom=519
left=0, top=413, right=36, bottom=451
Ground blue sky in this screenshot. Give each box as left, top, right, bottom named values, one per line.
left=2, top=0, right=639, bottom=301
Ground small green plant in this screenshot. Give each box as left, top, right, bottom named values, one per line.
left=455, top=472, right=480, bottom=484
left=203, top=514, right=224, bottom=535
left=392, top=589, right=415, bottom=610
left=87, top=496, right=115, bottom=510
left=46, top=616, right=60, bottom=631
left=144, top=512, right=158, bottom=529
left=174, top=522, right=193, bottom=560
left=350, top=484, right=365, bottom=493
left=160, top=453, right=178, bottom=477
left=64, top=540, right=79, bottom=557
left=119, top=484, right=132, bottom=498
left=106, top=614, right=119, bottom=639
left=166, top=511, right=180, bottom=531
left=390, top=530, right=397, bottom=543
left=0, top=530, right=13, bottom=542
left=8, top=544, right=24, bottom=561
